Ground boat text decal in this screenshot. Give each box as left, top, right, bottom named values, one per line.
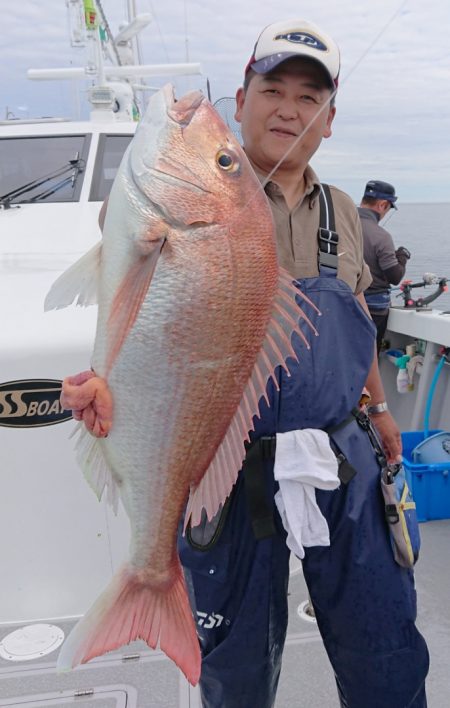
left=0, top=379, right=72, bottom=428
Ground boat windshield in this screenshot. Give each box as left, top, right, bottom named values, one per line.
left=0, top=134, right=91, bottom=205
left=89, top=133, right=134, bottom=202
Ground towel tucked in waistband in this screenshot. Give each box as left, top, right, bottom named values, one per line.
left=274, top=429, right=340, bottom=559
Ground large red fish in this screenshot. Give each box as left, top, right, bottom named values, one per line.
left=45, top=84, right=317, bottom=684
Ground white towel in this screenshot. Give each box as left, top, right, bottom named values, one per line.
left=274, top=429, right=340, bottom=559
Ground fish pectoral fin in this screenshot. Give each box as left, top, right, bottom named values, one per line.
left=73, top=423, right=119, bottom=514
left=185, top=268, right=320, bottom=529
left=44, top=242, right=102, bottom=311
left=106, top=241, right=164, bottom=373
left=135, top=214, right=171, bottom=255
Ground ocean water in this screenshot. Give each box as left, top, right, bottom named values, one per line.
left=371, top=202, right=450, bottom=312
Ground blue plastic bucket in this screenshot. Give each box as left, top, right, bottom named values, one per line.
left=402, top=430, right=450, bottom=522
left=412, top=431, right=450, bottom=464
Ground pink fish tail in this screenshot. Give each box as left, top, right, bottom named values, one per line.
left=56, top=562, right=201, bottom=685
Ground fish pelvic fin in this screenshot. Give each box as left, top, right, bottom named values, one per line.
left=185, top=268, right=320, bottom=529
left=106, top=242, right=163, bottom=375
left=44, top=242, right=102, bottom=311
left=56, top=561, right=201, bottom=686
left=74, top=424, right=119, bottom=513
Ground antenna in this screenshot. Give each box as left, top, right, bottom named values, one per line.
left=27, top=0, right=202, bottom=122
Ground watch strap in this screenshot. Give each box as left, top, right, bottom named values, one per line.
left=367, top=401, right=389, bottom=415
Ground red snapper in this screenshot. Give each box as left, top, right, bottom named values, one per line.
left=45, top=84, right=317, bottom=684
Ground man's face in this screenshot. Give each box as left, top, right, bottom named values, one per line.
left=235, top=58, right=336, bottom=174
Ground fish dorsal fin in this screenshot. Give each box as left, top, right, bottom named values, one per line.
left=44, top=242, right=102, bottom=311
left=185, top=269, right=319, bottom=529
left=106, top=241, right=164, bottom=375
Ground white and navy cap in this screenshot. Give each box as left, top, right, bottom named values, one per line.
left=245, top=19, right=340, bottom=88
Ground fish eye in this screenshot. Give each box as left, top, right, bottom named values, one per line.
left=216, top=150, right=239, bottom=172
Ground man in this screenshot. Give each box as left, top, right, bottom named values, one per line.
left=178, top=20, right=428, bottom=707
left=61, top=18, right=429, bottom=708
left=358, top=180, right=411, bottom=352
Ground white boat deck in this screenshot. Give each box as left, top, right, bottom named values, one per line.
left=2, top=114, right=450, bottom=708
left=0, top=519, right=448, bottom=707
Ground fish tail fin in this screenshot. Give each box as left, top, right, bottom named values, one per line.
left=57, top=562, right=201, bottom=685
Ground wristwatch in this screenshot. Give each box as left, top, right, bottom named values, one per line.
left=367, top=401, right=389, bottom=415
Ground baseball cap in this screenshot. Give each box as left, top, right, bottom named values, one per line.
left=245, top=19, right=340, bottom=89
left=364, top=180, right=398, bottom=209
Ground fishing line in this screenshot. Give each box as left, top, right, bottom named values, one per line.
left=103, top=497, right=115, bottom=577
left=142, top=0, right=172, bottom=63
left=336, top=0, right=411, bottom=88
left=381, top=209, right=396, bottom=228
left=183, top=0, right=190, bottom=63
left=97, top=0, right=122, bottom=66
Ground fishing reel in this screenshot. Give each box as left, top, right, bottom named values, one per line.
left=394, top=273, right=448, bottom=309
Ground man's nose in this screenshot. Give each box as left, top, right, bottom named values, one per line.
left=276, top=97, right=299, bottom=120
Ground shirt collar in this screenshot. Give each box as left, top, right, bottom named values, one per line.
left=304, top=165, right=321, bottom=208
left=249, top=162, right=321, bottom=206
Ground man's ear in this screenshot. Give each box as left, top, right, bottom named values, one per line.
left=235, top=87, right=245, bottom=123
left=323, top=105, right=336, bottom=139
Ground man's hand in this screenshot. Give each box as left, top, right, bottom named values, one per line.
left=61, top=370, right=113, bottom=438
left=395, top=246, right=411, bottom=266
left=369, top=409, right=402, bottom=463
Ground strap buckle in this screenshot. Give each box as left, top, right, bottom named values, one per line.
left=318, top=227, right=339, bottom=255
left=318, top=227, right=339, bottom=270
left=385, top=503, right=400, bottom=525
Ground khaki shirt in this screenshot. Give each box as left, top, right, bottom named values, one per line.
left=254, top=164, right=372, bottom=295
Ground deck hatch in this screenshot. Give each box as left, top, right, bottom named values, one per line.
left=0, top=624, right=64, bottom=662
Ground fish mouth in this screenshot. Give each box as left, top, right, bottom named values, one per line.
left=163, top=84, right=205, bottom=127
left=129, top=84, right=213, bottom=221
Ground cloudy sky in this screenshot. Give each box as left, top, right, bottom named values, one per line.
left=1, top=0, right=449, bottom=202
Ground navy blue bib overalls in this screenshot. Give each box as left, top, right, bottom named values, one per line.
left=178, top=198, right=429, bottom=707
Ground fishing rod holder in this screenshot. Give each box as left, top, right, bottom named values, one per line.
left=396, top=277, right=448, bottom=309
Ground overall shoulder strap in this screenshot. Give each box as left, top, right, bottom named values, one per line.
left=318, top=183, right=339, bottom=276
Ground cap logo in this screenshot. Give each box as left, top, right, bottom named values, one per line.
left=274, top=32, right=327, bottom=52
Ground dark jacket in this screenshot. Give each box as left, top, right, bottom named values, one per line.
left=358, top=207, right=406, bottom=294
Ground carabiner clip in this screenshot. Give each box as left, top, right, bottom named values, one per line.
left=383, top=462, right=401, bottom=484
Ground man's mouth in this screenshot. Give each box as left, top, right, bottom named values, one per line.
left=269, top=127, right=298, bottom=138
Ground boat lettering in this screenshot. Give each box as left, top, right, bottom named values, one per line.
left=0, top=380, right=72, bottom=428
